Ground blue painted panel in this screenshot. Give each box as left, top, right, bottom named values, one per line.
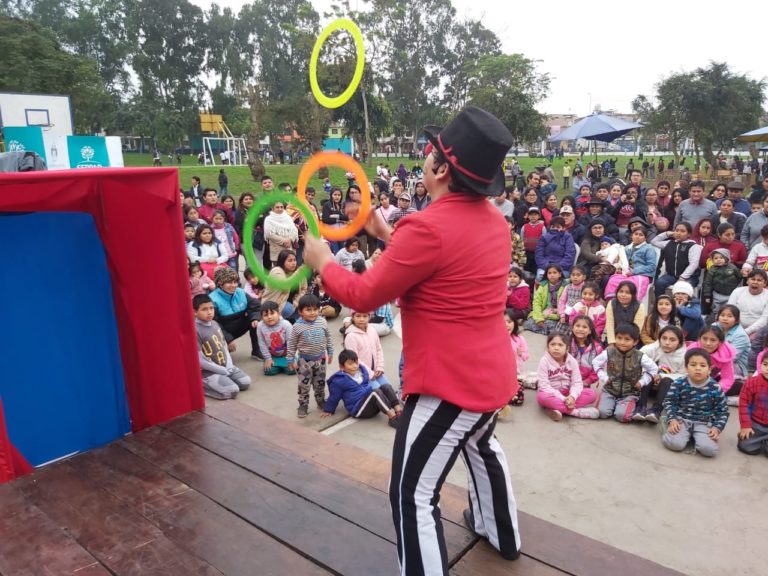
left=0, top=212, right=130, bottom=466
left=323, top=137, right=353, bottom=154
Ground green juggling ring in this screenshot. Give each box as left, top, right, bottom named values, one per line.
left=242, top=191, right=319, bottom=291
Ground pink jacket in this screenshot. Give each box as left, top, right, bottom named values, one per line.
left=190, top=272, right=215, bottom=296
left=569, top=300, right=607, bottom=337
left=687, top=341, right=736, bottom=393
left=510, top=334, right=529, bottom=362
left=537, top=351, right=584, bottom=401
left=506, top=282, right=531, bottom=310
left=344, top=324, right=385, bottom=374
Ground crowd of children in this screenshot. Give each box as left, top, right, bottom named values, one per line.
left=185, top=174, right=768, bottom=456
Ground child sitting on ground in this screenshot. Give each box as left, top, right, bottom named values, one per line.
left=243, top=267, right=263, bottom=301
left=737, top=354, right=768, bottom=456
left=558, top=265, right=586, bottom=328
left=193, top=294, right=251, bottom=400
left=687, top=325, right=737, bottom=397
left=593, top=323, right=659, bottom=422
left=524, top=264, right=566, bottom=335
left=505, top=308, right=528, bottom=406
left=343, top=310, right=390, bottom=390
left=569, top=315, right=603, bottom=388
left=257, top=300, right=295, bottom=376
left=287, top=294, right=334, bottom=418
left=701, top=248, right=741, bottom=317
left=662, top=349, right=729, bottom=458
left=536, top=332, right=599, bottom=420
left=310, top=274, right=342, bottom=319
left=189, top=261, right=215, bottom=297
left=322, top=350, right=402, bottom=428
left=506, top=266, right=531, bottom=324
left=568, top=282, right=606, bottom=336
left=637, top=326, right=686, bottom=423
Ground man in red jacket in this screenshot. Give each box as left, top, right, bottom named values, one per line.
left=304, top=106, right=521, bottom=575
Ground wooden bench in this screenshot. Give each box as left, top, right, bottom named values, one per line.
left=0, top=402, right=687, bottom=576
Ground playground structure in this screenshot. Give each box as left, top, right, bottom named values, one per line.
left=200, top=113, right=249, bottom=166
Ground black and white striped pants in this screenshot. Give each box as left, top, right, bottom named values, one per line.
left=389, top=394, right=520, bottom=575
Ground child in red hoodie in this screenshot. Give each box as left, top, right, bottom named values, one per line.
left=737, top=354, right=768, bottom=455
left=505, top=266, right=531, bottom=323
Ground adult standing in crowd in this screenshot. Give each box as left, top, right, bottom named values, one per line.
left=673, top=180, right=718, bottom=228
left=304, top=106, right=522, bottom=575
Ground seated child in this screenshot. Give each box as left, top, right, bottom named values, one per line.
left=524, top=264, right=566, bottom=335
left=536, top=333, right=599, bottom=420
left=714, top=305, right=750, bottom=381
left=568, top=282, right=606, bottom=336
left=505, top=308, right=528, bottom=406
left=506, top=266, right=531, bottom=324
left=193, top=294, right=251, bottom=399
left=322, top=350, right=402, bottom=428
left=558, top=265, right=586, bottom=327
left=687, top=325, right=737, bottom=396
left=569, top=315, right=603, bottom=388
left=189, top=261, right=215, bottom=297
left=737, top=354, right=768, bottom=456
left=344, top=310, right=390, bottom=390
left=596, top=236, right=627, bottom=270
left=243, top=267, right=263, bottom=301
left=638, top=326, right=686, bottom=423
left=257, top=300, right=295, bottom=376
left=662, top=349, right=729, bottom=458
left=593, top=323, right=659, bottom=422
left=311, top=274, right=342, bottom=319
left=672, top=281, right=704, bottom=342
left=701, top=248, right=741, bottom=316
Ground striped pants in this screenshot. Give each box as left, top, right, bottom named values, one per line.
left=389, top=395, right=520, bottom=575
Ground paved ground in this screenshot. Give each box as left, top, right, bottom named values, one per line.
left=228, top=310, right=766, bottom=576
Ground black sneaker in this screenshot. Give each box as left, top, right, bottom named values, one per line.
left=388, top=415, right=400, bottom=428
left=297, top=405, right=308, bottom=418
left=315, top=398, right=325, bottom=411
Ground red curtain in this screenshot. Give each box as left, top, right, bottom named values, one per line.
left=0, top=168, right=203, bottom=431
left=0, top=398, right=33, bottom=482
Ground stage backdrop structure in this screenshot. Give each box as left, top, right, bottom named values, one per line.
left=0, top=168, right=203, bottom=481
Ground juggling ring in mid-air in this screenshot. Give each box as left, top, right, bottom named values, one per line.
left=296, top=151, right=372, bottom=241
left=309, top=18, right=365, bottom=109
left=242, top=191, right=318, bottom=291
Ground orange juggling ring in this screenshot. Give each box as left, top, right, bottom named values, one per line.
left=297, top=151, right=371, bottom=241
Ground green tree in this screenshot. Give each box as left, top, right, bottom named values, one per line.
left=632, top=73, right=693, bottom=166
left=0, top=14, right=114, bottom=133
left=465, top=54, right=549, bottom=148
left=683, top=62, right=766, bottom=169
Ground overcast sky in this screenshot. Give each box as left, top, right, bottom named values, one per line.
left=192, top=0, right=766, bottom=116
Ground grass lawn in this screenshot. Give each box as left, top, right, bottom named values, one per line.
left=123, top=152, right=672, bottom=202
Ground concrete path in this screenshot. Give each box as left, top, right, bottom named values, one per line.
left=228, top=311, right=765, bottom=576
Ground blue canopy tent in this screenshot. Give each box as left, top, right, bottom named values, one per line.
left=736, top=126, right=768, bottom=143
left=550, top=113, right=642, bottom=159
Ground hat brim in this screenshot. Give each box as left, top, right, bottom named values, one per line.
left=422, top=125, right=507, bottom=197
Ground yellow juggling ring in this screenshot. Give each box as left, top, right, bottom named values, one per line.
left=309, top=18, right=365, bottom=109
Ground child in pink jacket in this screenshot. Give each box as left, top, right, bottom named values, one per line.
left=568, top=282, right=606, bottom=337
left=344, top=310, right=390, bottom=390
left=536, top=333, right=599, bottom=421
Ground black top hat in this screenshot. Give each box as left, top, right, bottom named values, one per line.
left=423, top=106, right=513, bottom=197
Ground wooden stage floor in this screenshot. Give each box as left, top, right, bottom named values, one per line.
left=0, top=402, right=685, bottom=575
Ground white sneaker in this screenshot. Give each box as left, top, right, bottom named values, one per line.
left=726, top=396, right=739, bottom=407
left=572, top=407, right=600, bottom=419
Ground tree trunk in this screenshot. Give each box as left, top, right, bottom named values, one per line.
left=361, top=86, right=372, bottom=165
left=749, top=143, right=758, bottom=160
left=244, top=85, right=265, bottom=182
left=702, top=142, right=717, bottom=176
left=671, top=136, right=680, bottom=168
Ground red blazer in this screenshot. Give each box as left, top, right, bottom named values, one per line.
left=322, top=193, right=518, bottom=412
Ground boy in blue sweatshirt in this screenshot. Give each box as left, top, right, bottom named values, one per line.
left=321, top=350, right=402, bottom=428
left=662, top=348, right=729, bottom=458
